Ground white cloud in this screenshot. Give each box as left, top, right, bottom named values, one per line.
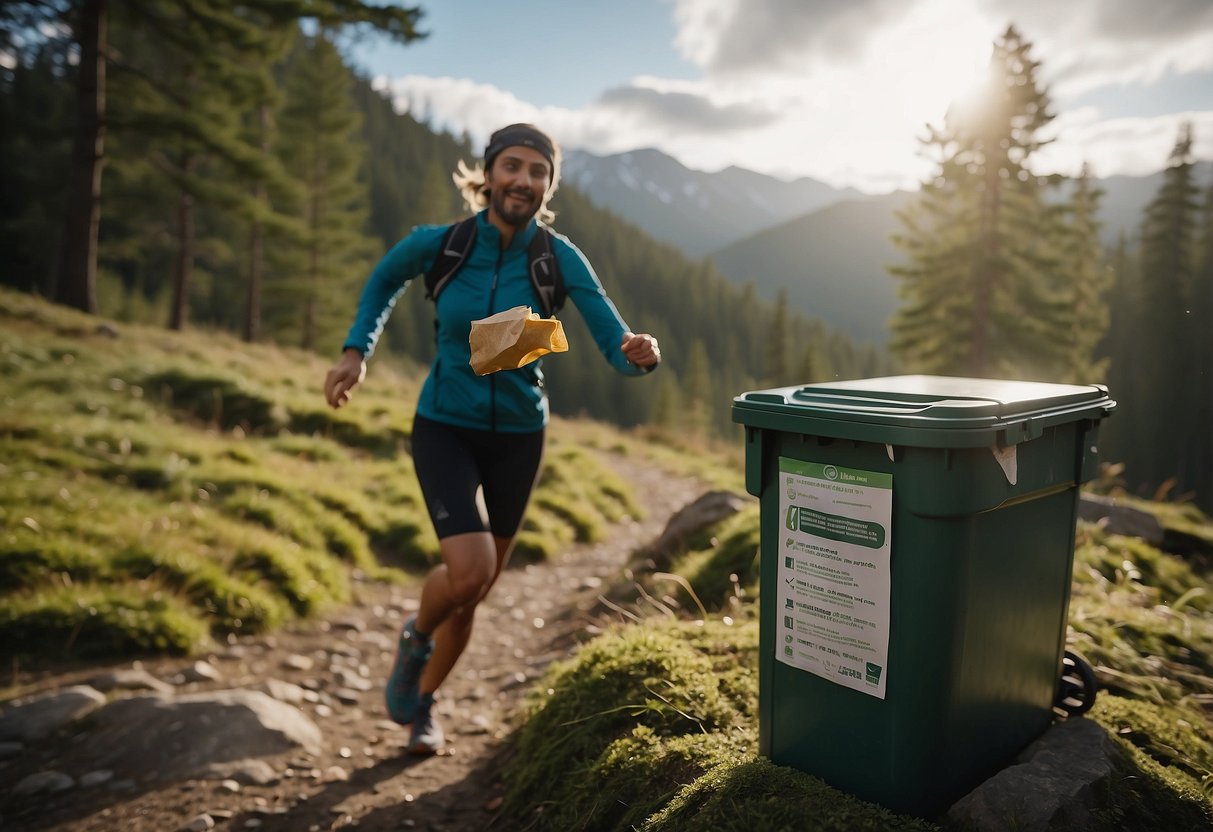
left=1035, top=109, right=1213, bottom=179
left=978, top=0, right=1213, bottom=96
left=373, top=1, right=1213, bottom=192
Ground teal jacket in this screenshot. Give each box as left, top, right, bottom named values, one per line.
left=343, top=210, right=650, bottom=433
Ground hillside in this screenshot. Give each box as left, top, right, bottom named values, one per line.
left=1, top=289, right=1210, bottom=831
left=710, top=190, right=917, bottom=345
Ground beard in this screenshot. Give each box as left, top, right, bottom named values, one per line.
left=491, top=186, right=539, bottom=227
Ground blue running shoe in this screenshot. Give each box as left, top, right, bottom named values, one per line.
left=386, top=617, right=432, bottom=724
left=407, top=694, right=444, bottom=756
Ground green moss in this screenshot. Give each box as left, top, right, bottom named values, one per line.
left=0, top=583, right=211, bottom=660
left=0, top=530, right=110, bottom=591
left=503, top=621, right=756, bottom=830
left=643, top=757, right=940, bottom=832
left=671, top=505, right=761, bottom=612
left=143, top=368, right=288, bottom=433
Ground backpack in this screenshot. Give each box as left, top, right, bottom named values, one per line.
left=423, top=216, right=566, bottom=318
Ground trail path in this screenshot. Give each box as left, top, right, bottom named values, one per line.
left=2, top=453, right=709, bottom=832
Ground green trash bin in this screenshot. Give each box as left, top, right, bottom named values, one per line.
left=732, top=375, right=1115, bottom=817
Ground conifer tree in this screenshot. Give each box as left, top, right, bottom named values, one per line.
left=1134, top=124, right=1200, bottom=495
left=1193, top=182, right=1213, bottom=510
left=1058, top=164, right=1110, bottom=383
left=890, top=25, right=1067, bottom=379
left=765, top=289, right=790, bottom=386
left=41, top=0, right=423, bottom=318
left=1099, top=232, right=1143, bottom=475
left=269, top=32, right=376, bottom=351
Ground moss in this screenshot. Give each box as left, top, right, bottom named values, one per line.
left=143, top=368, right=288, bottom=433
left=503, top=621, right=756, bottom=830
left=0, top=583, right=211, bottom=660
left=0, top=530, right=110, bottom=591
left=672, top=505, right=762, bottom=612
left=642, top=757, right=940, bottom=832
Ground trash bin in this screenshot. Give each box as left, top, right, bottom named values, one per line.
left=731, top=375, right=1115, bottom=816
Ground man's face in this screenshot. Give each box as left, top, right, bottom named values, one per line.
left=485, top=146, right=553, bottom=228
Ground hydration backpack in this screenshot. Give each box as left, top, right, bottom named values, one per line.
left=423, top=217, right=566, bottom=318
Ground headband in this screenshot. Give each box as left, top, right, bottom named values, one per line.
left=484, top=124, right=556, bottom=170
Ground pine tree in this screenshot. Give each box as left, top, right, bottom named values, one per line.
left=1099, top=232, right=1143, bottom=478
left=890, top=24, right=1067, bottom=380
left=268, top=32, right=377, bottom=351
left=1058, top=164, right=1110, bottom=383
left=765, top=289, right=790, bottom=386
left=1188, top=181, right=1213, bottom=510
left=40, top=0, right=423, bottom=319
left=1135, top=123, right=1201, bottom=497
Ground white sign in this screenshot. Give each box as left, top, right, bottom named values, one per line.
left=776, top=458, right=892, bottom=698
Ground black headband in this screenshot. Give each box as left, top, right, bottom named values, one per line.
left=484, top=124, right=555, bottom=170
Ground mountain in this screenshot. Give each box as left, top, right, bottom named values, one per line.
left=561, top=148, right=862, bottom=257
left=1077, top=160, right=1213, bottom=245
left=710, top=191, right=916, bottom=346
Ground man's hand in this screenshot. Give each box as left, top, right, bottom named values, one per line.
left=324, top=349, right=367, bottom=409
left=621, top=332, right=660, bottom=369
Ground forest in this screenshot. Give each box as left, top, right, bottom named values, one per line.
left=1, top=6, right=1210, bottom=511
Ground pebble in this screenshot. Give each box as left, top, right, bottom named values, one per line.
left=334, top=688, right=363, bottom=705
left=324, top=765, right=349, bottom=782
left=283, top=654, right=314, bottom=671
left=79, top=769, right=114, bottom=787
left=179, top=814, right=215, bottom=832
left=218, top=779, right=241, bottom=793
left=14, top=770, right=75, bottom=795
left=178, top=660, right=222, bottom=684
left=0, top=741, right=23, bottom=759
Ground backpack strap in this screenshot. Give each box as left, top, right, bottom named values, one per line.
left=528, top=227, right=566, bottom=318
left=424, top=217, right=565, bottom=317
left=424, top=216, right=478, bottom=301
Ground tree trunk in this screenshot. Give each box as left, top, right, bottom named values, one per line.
left=55, top=0, right=107, bottom=313
left=168, top=155, right=197, bottom=331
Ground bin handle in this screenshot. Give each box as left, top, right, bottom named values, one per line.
left=787, top=391, right=1002, bottom=414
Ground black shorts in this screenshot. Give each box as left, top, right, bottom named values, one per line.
left=410, top=414, right=545, bottom=539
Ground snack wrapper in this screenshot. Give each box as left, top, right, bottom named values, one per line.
left=469, top=306, right=568, bottom=376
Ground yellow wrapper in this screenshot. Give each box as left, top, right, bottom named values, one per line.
left=469, top=306, right=568, bottom=376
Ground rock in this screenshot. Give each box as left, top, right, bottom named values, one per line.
left=13, top=770, right=76, bottom=795
left=284, top=654, right=315, bottom=672
left=180, top=814, right=215, bottom=832
left=177, top=660, right=223, bottom=684
left=79, top=769, right=114, bottom=787
left=90, top=668, right=175, bottom=694
left=69, top=690, right=322, bottom=783
left=0, top=685, right=106, bottom=742
left=1078, top=493, right=1164, bottom=543
left=203, top=758, right=279, bottom=785
left=333, top=689, right=362, bottom=705
left=0, top=740, right=23, bottom=758
left=946, top=718, right=1128, bottom=831
left=335, top=669, right=373, bottom=692
left=643, top=490, right=749, bottom=565
left=253, top=679, right=306, bottom=705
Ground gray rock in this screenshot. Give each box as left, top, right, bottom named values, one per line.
left=946, top=718, right=1127, bottom=831
left=253, top=678, right=306, bottom=705
left=1078, top=493, right=1164, bottom=543
left=13, top=770, right=76, bottom=795
left=180, top=814, right=216, bottom=832
left=0, top=740, right=23, bottom=758
left=283, top=654, right=314, bottom=672
left=0, top=685, right=106, bottom=742
left=90, top=668, right=175, bottom=695
left=643, top=490, right=749, bottom=565
left=79, top=769, right=114, bottom=787
left=202, top=757, right=279, bottom=785
left=70, top=689, right=322, bottom=783
left=335, top=669, right=373, bottom=692
left=177, top=660, right=223, bottom=684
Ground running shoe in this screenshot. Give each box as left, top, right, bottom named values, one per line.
left=385, top=617, right=432, bottom=724
left=407, top=693, right=445, bottom=756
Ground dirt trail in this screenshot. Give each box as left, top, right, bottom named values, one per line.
left=5, top=453, right=709, bottom=832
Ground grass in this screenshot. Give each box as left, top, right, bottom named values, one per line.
left=499, top=483, right=1213, bottom=830
left=0, top=288, right=650, bottom=665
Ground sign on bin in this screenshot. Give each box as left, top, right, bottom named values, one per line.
left=776, top=458, right=892, bottom=699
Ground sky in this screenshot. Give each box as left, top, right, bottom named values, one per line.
left=348, top=0, right=1213, bottom=194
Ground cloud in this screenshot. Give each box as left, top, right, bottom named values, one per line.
left=671, top=0, right=912, bottom=79
left=979, top=0, right=1213, bottom=95
left=595, top=84, right=781, bottom=133
left=1035, top=109, right=1213, bottom=179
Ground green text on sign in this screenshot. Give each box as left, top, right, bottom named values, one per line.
left=779, top=458, right=893, bottom=489
left=786, top=505, right=886, bottom=549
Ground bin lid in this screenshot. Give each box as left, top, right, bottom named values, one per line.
left=732, top=375, right=1115, bottom=447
